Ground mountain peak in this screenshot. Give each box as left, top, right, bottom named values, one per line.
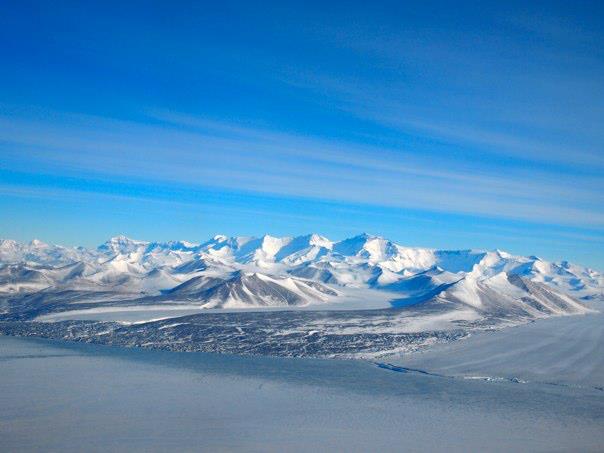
left=107, top=235, right=139, bottom=243
left=99, top=235, right=148, bottom=255
left=306, top=233, right=333, bottom=248
left=333, top=233, right=385, bottom=256
left=351, top=232, right=373, bottom=240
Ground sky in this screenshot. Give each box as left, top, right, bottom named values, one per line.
left=1, top=1, right=603, bottom=269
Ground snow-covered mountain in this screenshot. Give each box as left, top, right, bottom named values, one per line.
left=0, top=234, right=601, bottom=320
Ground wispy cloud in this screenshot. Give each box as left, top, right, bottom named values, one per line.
left=262, top=6, right=604, bottom=171
left=1, top=106, right=603, bottom=227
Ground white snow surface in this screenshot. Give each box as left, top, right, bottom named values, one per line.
left=2, top=336, right=603, bottom=452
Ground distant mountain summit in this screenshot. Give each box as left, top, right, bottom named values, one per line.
left=0, top=234, right=601, bottom=322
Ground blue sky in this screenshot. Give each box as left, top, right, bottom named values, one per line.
left=1, top=1, right=603, bottom=269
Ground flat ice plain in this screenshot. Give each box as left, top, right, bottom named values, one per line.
left=389, top=301, right=604, bottom=390
left=1, top=330, right=603, bottom=452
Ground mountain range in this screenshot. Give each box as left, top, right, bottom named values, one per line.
left=0, top=234, right=601, bottom=324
